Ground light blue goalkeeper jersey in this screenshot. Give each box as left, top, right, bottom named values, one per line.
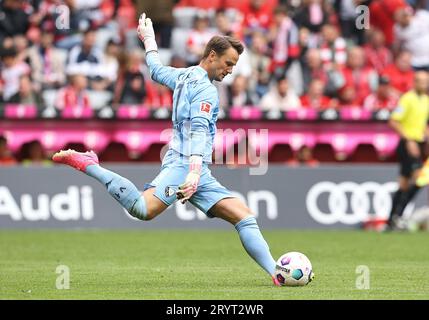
left=146, top=51, right=219, bottom=163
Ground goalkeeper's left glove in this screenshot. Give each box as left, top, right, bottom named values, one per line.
left=176, top=155, right=202, bottom=204
left=137, top=12, right=158, bottom=53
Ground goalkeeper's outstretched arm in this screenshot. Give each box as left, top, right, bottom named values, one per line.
left=137, top=13, right=184, bottom=90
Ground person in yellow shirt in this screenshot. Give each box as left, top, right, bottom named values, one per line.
left=387, top=71, right=429, bottom=230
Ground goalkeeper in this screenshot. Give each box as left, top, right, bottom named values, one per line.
left=53, top=13, right=280, bottom=286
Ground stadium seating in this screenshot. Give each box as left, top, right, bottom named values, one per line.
left=0, top=112, right=399, bottom=163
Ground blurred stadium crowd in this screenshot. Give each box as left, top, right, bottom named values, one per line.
left=1, top=0, right=429, bottom=165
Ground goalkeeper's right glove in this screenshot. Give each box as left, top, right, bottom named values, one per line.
left=176, top=155, right=202, bottom=204
left=137, top=12, right=158, bottom=53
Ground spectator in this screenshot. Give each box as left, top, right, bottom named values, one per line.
left=214, top=9, right=235, bottom=37
left=13, top=35, right=30, bottom=64
left=363, top=28, right=393, bottom=74
left=369, top=0, right=407, bottom=47
left=334, top=46, right=378, bottom=104
left=136, top=0, right=174, bottom=48
left=117, top=50, right=146, bottom=105
left=214, top=8, right=244, bottom=39
left=0, top=37, right=14, bottom=50
left=185, top=12, right=216, bottom=66
left=0, top=47, right=31, bottom=103
left=145, top=82, right=173, bottom=109
left=394, top=6, right=429, bottom=71
left=27, top=31, right=66, bottom=91
left=55, top=74, right=91, bottom=111
left=287, top=145, right=319, bottom=167
left=28, top=0, right=58, bottom=28
left=337, top=84, right=359, bottom=106
left=175, top=0, right=269, bottom=11
left=32, top=0, right=73, bottom=47
left=64, top=0, right=105, bottom=22
left=382, top=50, right=415, bottom=94
left=227, top=75, right=258, bottom=108
left=53, top=0, right=108, bottom=50
left=0, top=136, right=16, bottom=166
left=297, top=27, right=311, bottom=66
left=323, top=0, right=340, bottom=26
left=170, top=55, right=187, bottom=69
left=175, top=0, right=225, bottom=10
left=300, top=79, right=333, bottom=110
left=21, top=140, right=52, bottom=166
left=100, top=0, right=137, bottom=31
left=241, top=0, right=276, bottom=45
left=66, top=29, right=105, bottom=83
left=248, top=31, right=271, bottom=98
left=334, top=0, right=370, bottom=45
left=300, top=48, right=329, bottom=92
left=260, top=76, right=301, bottom=111
left=268, top=5, right=300, bottom=78
left=0, top=0, right=30, bottom=43
left=93, top=39, right=120, bottom=92
left=363, top=75, right=400, bottom=111
left=318, top=24, right=347, bottom=71
left=413, top=0, right=429, bottom=10
left=8, top=75, right=42, bottom=105
left=293, top=0, right=329, bottom=35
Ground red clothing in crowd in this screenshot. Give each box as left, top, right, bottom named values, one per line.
left=306, top=67, right=329, bottom=87
left=270, top=16, right=300, bottom=72
left=0, top=156, right=16, bottom=166
left=363, top=92, right=399, bottom=111
left=340, top=66, right=377, bottom=104
left=287, top=158, right=319, bottom=167
left=369, top=0, right=407, bottom=46
left=319, top=38, right=347, bottom=70
left=56, top=86, right=90, bottom=110
left=100, top=0, right=137, bottom=29
left=300, top=95, right=331, bottom=110
left=175, top=0, right=248, bottom=10
left=363, top=44, right=392, bottom=74
left=241, top=0, right=278, bottom=31
left=144, top=81, right=173, bottom=108
left=382, top=64, right=414, bottom=93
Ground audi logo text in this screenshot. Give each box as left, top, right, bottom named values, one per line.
left=306, top=181, right=401, bottom=225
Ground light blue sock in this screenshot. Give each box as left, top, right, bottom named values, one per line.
left=85, top=165, right=147, bottom=220
left=235, top=216, right=276, bottom=275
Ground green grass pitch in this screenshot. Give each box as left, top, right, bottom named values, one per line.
left=1, top=230, right=428, bottom=300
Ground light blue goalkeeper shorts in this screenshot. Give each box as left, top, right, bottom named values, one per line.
left=144, top=149, right=234, bottom=217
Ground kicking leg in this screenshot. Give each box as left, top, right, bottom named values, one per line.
left=209, top=197, right=279, bottom=286
left=52, top=149, right=167, bottom=220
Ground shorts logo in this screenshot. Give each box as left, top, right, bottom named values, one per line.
left=200, top=102, right=211, bottom=113
left=165, top=186, right=176, bottom=197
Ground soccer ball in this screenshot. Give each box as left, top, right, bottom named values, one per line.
left=274, top=252, right=314, bottom=286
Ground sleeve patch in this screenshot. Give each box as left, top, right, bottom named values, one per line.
left=200, top=102, right=212, bottom=114
left=393, top=106, right=403, bottom=114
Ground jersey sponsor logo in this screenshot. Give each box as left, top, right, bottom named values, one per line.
left=200, top=102, right=211, bottom=113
